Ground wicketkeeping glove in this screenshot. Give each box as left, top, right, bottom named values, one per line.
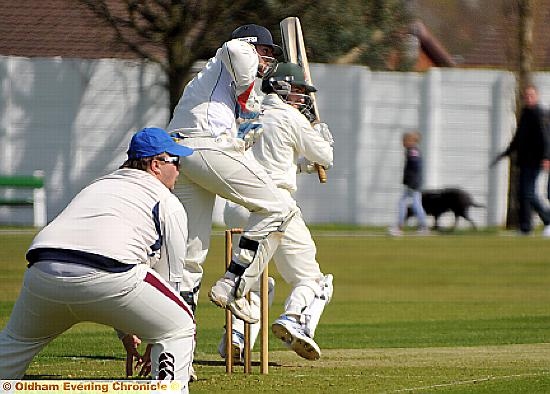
left=313, top=122, right=334, bottom=146
left=238, top=122, right=263, bottom=149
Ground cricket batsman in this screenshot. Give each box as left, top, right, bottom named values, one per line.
left=220, top=62, right=334, bottom=361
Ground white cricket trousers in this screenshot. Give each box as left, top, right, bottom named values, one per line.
left=173, top=137, right=292, bottom=294
left=224, top=187, right=324, bottom=316
left=0, top=263, right=195, bottom=391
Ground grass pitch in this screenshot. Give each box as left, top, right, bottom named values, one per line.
left=1, top=228, right=550, bottom=392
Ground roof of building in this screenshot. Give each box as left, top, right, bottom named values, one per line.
left=0, top=1, right=457, bottom=72
left=409, top=20, right=456, bottom=68
left=0, top=0, right=148, bottom=59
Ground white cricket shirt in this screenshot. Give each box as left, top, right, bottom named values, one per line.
left=168, top=39, right=261, bottom=138
left=28, top=169, right=188, bottom=282
left=251, top=94, right=333, bottom=193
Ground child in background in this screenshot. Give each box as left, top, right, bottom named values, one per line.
left=389, top=131, right=428, bottom=236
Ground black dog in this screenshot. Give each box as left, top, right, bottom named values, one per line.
left=407, top=187, right=484, bottom=230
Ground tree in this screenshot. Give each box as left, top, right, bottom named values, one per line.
left=77, top=0, right=411, bottom=115
left=503, top=0, right=534, bottom=229
left=517, top=0, right=534, bottom=92
left=304, top=0, right=412, bottom=70
left=76, top=0, right=274, bottom=115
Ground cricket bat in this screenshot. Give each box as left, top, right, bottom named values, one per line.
left=280, top=16, right=327, bottom=184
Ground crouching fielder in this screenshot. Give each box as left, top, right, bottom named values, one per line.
left=0, top=128, right=196, bottom=390
left=220, top=62, right=334, bottom=360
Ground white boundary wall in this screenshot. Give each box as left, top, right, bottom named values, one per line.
left=2, top=55, right=550, bottom=227
left=0, top=56, right=169, bottom=225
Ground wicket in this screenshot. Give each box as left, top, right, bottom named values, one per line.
left=224, top=228, right=269, bottom=374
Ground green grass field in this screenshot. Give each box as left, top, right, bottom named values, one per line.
left=1, top=227, right=550, bottom=393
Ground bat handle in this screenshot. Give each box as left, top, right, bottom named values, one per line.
left=315, top=163, right=327, bottom=183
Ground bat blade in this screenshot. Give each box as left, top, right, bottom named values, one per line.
left=280, top=17, right=327, bottom=183
left=280, top=17, right=298, bottom=63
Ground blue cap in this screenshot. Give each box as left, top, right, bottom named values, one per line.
left=127, top=127, right=193, bottom=159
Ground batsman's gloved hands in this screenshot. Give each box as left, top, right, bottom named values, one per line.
left=238, top=122, right=263, bottom=149
left=313, top=122, right=334, bottom=146
left=297, top=157, right=317, bottom=174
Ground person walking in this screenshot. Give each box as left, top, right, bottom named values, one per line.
left=493, top=84, right=550, bottom=236
left=389, top=131, right=428, bottom=235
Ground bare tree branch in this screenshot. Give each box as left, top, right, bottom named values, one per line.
left=78, top=0, right=166, bottom=67
left=75, top=0, right=411, bottom=114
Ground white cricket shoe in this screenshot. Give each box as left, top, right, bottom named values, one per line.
left=208, top=277, right=233, bottom=307
left=543, top=225, right=550, bottom=237
left=272, top=315, right=321, bottom=360
left=229, top=297, right=259, bottom=324
left=217, top=329, right=245, bottom=363
left=209, top=278, right=259, bottom=324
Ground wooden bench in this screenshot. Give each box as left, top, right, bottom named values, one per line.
left=0, top=171, right=47, bottom=227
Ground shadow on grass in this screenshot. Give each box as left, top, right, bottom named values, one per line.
left=193, top=358, right=281, bottom=367
left=37, top=355, right=122, bottom=361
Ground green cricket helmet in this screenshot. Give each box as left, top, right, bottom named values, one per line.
left=262, top=62, right=317, bottom=121
left=265, top=62, right=317, bottom=93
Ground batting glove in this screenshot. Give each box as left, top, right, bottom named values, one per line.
left=238, top=122, right=263, bottom=149
left=313, top=122, right=334, bottom=146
